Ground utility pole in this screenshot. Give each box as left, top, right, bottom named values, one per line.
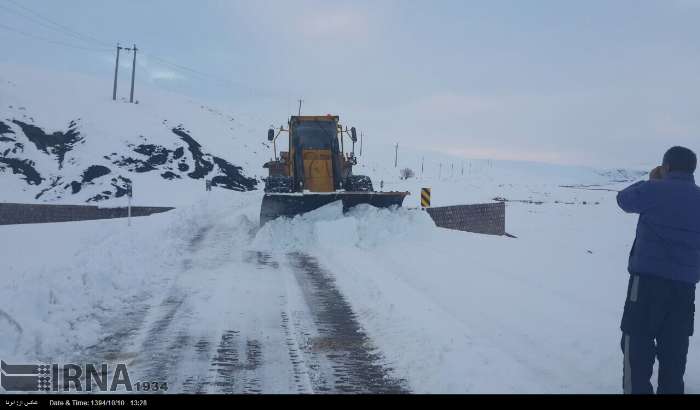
left=439, top=163, right=442, bottom=179
left=298, top=99, right=303, bottom=116
left=421, top=156, right=424, bottom=176
left=112, top=43, right=122, bottom=101
left=451, top=163, right=454, bottom=178
left=394, top=143, right=398, bottom=168
left=359, top=132, right=363, bottom=156
left=126, top=182, right=133, bottom=227
left=129, top=44, right=137, bottom=103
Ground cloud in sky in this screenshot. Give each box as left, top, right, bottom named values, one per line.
left=2, top=0, right=699, bottom=168
left=292, top=6, right=371, bottom=40
left=148, top=70, right=184, bottom=81
left=673, top=0, right=700, bottom=9
left=103, top=52, right=185, bottom=83
left=405, top=93, right=506, bottom=119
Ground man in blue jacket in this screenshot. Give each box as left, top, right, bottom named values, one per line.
left=617, top=146, right=699, bottom=394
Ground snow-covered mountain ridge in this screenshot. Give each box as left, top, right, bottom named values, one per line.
left=0, top=63, right=645, bottom=208
left=0, top=63, right=269, bottom=206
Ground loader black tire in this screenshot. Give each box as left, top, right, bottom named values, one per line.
left=264, top=175, right=293, bottom=193
left=344, top=175, right=374, bottom=192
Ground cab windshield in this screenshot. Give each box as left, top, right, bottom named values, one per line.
left=294, top=121, right=337, bottom=150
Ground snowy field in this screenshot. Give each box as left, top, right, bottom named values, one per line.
left=2, top=171, right=696, bottom=393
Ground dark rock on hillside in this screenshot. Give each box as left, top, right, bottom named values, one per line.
left=0, top=120, right=13, bottom=137
left=11, top=119, right=82, bottom=169
left=170, top=126, right=257, bottom=191
left=110, top=176, right=132, bottom=198
left=67, top=165, right=112, bottom=194
left=133, top=143, right=170, bottom=167
left=161, top=171, right=180, bottom=180
left=87, top=192, right=111, bottom=202
left=107, top=139, right=179, bottom=174
left=0, top=157, right=43, bottom=185
left=3, top=142, right=24, bottom=156
left=87, top=176, right=132, bottom=202
left=82, top=165, right=111, bottom=183
left=34, top=176, right=63, bottom=200
left=211, top=156, right=257, bottom=191
left=171, top=126, right=213, bottom=179
left=109, top=155, right=156, bottom=173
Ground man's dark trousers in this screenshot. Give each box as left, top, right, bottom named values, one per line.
left=621, top=273, right=696, bottom=394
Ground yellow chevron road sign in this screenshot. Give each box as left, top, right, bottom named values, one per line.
left=421, top=188, right=431, bottom=208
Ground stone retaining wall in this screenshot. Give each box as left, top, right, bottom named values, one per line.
left=0, top=203, right=174, bottom=225
left=426, top=202, right=505, bottom=235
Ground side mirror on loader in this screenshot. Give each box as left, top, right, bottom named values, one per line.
left=350, top=127, right=357, bottom=142
left=267, top=128, right=275, bottom=141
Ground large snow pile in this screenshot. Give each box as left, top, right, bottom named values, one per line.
left=0, top=190, right=262, bottom=362
left=250, top=192, right=699, bottom=393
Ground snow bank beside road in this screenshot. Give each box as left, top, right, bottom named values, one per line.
left=251, top=192, right=699, bottom=393
left=1, top=215, right=176, bottom=361
left=0, top=191, right=261, bottom=362
left=3, top=179, right=696, bottom=393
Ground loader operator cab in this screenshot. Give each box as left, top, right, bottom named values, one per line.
left=264, top=115, right=363, bottom=193
left=291, top=117, right=342, bottom=192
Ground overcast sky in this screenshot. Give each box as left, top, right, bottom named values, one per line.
left=1, top=0, right=699, bottom=169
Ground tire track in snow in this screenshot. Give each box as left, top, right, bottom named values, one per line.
left=129, top=225, right=215, bottom=390
left=77, top=225, right=214, bottom=392
left=75, top=222, right=407, bottom=394
left=286, top=252, right=408, bottom=393
left=180, top=338, right=212, bottom=393
left=78, top=294, right=151, bottom=371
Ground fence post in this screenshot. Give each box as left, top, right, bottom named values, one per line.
left=127, top=182, right=133, bottom=226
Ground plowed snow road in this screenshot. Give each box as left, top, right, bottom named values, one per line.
left=78, top=223, right=407, bottom=394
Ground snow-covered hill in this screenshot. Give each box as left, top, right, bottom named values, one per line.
left=0, top=64, right=269, bottom=206
left=1, top=63, right=645, bottom=209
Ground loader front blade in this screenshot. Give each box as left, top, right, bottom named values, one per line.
left=260, top=191, right=409, bottom=226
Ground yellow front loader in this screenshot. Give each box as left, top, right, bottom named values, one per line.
left=260, top=115, right=408, bottom=225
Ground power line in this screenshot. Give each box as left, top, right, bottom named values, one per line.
left=0, top=3, right=103, bottom=47
left=0, top=18, right=261, bottom=95
left=145, top=52, right=255, bottom=90
left=0, top=0, right=285, bottom=99
left=1, top=0, right=111, bottom=48
left=0, top=11, right=217, bottom=87
left=143, top=51, right=284, bottom=97
left=144, top=53, right=224, bottom=83
left=0, top=22, right=111, bottom=53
